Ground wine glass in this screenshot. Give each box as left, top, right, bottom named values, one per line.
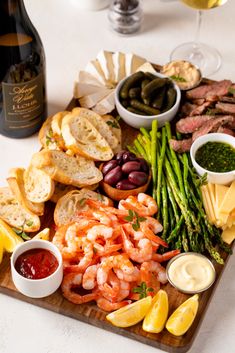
left=170, top=0, right=228, bottom=77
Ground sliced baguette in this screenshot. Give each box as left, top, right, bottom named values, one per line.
left=31, top=149, right=103, bottom=187
left=7, top=168, right=44, bottom=216
left=38, top=116, right=61, bottom=150
left=61, top=112, right=113, bottom=161
left=0, top=187, right=40, bottom=232
left=24, top=165, right=55, bottom=203
left=102, top=114, right=122, bottom=153
left=50, top=182, right=77, bottom=203
left=51, top=111, right=68, bottom=149
left=54, top=188, right=113, bottom=226
left=72, top=108, right=118, bottom=151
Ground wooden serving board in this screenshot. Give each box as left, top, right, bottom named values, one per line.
left=0, top=66, right=233, bottom=353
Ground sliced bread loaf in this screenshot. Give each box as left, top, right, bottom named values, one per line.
left=61, top=112, right=113, bottom=161
left=51, top=111, right=68, bottom=149
left=38, top=116, right=60, bottom=150
left=54, top=188, right=113, bottom=226
left=50, top=182, right=77, bottom=203
left=24, top=165, right=55, bottom=203
left=30, top=150, right=103, bottom=187
left=72, top=107, right=118, bottom=151
left=102, top=114, right=122, bottom=153
left=7, top=168, right=44, bottom=216
left=0, top=187, right=40, bottom=232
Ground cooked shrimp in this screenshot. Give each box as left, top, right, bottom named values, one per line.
left=61, top=272, right=99, bottom=304
left=152, top=249, right=180, bottom=263
left=82, top=264, right=99, bottom=290
left=143, top=217, right=163, bottom=234
left=119, top=193, right=158, bottom=217
left=86, top=199, right=128, bottom=220
left=64, top=241, right=94, bottom=273
left=96, top=297, right=131, bottom=312
left=87, top=225, right=113, bottom=243
left=121, top=226, right=153, bottom=263
left=141, top=223, right=168, bottom=248
left=140, top=260, right=168, bottom=285
left=97, top=254, right=135, bottom=286
left=115, top=266, right=140, bottom=282
left=78, top=210, right=112, bottom=226
left=99, top=271, right=120, bottom=301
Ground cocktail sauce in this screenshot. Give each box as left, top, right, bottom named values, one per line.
left=15, top=248, right=59, bottom=280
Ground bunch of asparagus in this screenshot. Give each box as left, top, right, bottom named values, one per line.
left=128, top=120, right=231, bottom=264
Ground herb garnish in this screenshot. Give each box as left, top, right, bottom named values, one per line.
left=78, top=198, right=86, bottom=206
left=106, top=116, right=120, bottom=129
left=228, top=87, right=235, bottom=95
left=124, top=210, right=146, bottom=231
left=12, top=220, right=33, bottom=240
left=46, top=128, right=57, bottom=146
left=133, top=282, right=154, bottom=299
left=170, top=75, right=187, bottom=83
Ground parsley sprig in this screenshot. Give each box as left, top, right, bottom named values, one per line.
left=124, top=210, right=146, bottom=231
left=133, top=282, right=154, bottom=299
left=12, top=220, right=33, bottom=240
left=46, top=128, right=57, bottom=147
left=170, top=75, right=187, bottom=83
left=106, top=116, right=120, bottom=129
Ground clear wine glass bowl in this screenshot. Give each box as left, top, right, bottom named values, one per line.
left=170, top=0, right=228, bottom=77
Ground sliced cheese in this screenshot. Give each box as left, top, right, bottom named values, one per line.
left=201, top=185, right=216, bottom=224
left=74, top=82, right=107, bottom=98
left=215, top=184, right=229, bottom=219
left=226, top=213, right=235, bottom=228
left=79, top=70, right=104, bottom=87
left=219, top=181, right=235, bottom=215
left=208, top=183, right=215, bottom=206
left=136, top=62, right=158, bottom=75
left=97, top=50, right=115, bottom=85
left=221, top=224, right=235, bottom=244
left=92, top=90, right=115, bottom=115
left=112, top=51, right=126, bottom=83
left=79, top=88, right=111, bottom=108
left=85, top=60, right=107, bottom=86
left=125, top=53, right=146, bottom=76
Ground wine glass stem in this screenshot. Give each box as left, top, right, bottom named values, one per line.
left=195, top=10, right=202, bottom=45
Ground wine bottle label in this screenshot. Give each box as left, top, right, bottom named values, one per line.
left=2, top=73, right=44, bottom=129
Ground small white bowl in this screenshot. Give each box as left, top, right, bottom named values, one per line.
left=190, top=133, right=235, bottom=185
left=115, top=72, right=181, bottom=129
left=11, top=240, right=63, bottom=298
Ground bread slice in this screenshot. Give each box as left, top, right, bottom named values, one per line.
left=61, top=112, right=113, bottom=161
left=24, top=165, right=55, bottom=203
left=50, top=182, right=77, bottom=203
left=72, top=108, right=118, bottom=151
left=0, top=187, right=40, bottom=232
left=7, top=168, right=44, bottom=216
left=54, top=188, right=113, bottom=226
left=30, top=150, right=103, bottom=187
left=51, top=111, right=68, bottom=149
left=38, top=116, right=60, bottom=150
left=102, top=115, right=122, bottom=153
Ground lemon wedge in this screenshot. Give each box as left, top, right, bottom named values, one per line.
left=106, top=296, right=152, bottom=328
left=33, top=228, right=50, bottom=241
left=166, top=294, right=199, bottom=336
left=0, top=219, right=24, bottom=253
left=142, top=290, right=169, bottom=333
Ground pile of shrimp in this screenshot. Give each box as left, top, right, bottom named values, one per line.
left=52, top=193, right=180, bottom=312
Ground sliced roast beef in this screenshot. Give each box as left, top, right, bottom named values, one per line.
left=192, top=115, right=234, bottom=141
left=215, top=102, right=235, bottom=114
left=216, top=126, right=235, bottom=136
left=189, top=101, right=212, bottom=116
left=169, top=138, right=193, bottom=153
left=176, top=115, right=215, bottom=134
left=226, top=116, right=235, bottom=129
left=186, top=80, right=232, bottom=100
left=181, top=102, right=197, bottom=116
left=191, top=98, right=205, bottom=105
left=219, top=96, right=235, bottom=103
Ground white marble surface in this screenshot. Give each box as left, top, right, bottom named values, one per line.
left=0, top=1, right=235, bottom=352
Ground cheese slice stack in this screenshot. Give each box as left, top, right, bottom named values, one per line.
left=74, top=50, right=148, bottom=115
left=201, top=181, right=235, bottom=244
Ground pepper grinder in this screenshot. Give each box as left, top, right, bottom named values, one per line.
left=108, top=0, right=143, bottom=35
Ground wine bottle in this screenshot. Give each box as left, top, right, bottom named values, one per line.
left=0, top=0, right=46, bottom=138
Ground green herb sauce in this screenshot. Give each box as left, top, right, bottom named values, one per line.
left=195, top=141, right=235, bottom=173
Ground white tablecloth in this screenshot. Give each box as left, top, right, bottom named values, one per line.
left=1, top=1, right=234, bottom=352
